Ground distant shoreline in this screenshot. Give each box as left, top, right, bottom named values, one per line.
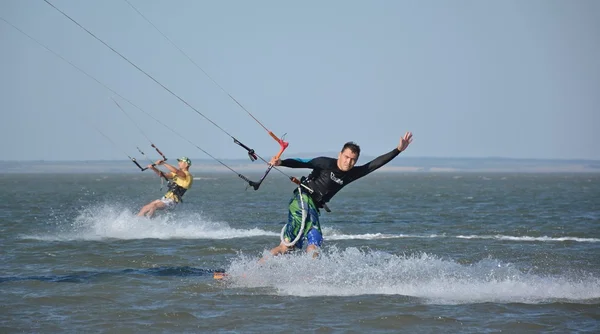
left=2, top=157, right=599, bottom=174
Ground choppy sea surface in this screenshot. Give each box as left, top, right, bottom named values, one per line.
left=1, top=172, right=599, bottom=333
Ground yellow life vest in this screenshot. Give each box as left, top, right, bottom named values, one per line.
left=164, top=171, right=193, bottom=202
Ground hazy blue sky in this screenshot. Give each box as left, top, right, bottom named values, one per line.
left=1, top=0, right=599, bottom=161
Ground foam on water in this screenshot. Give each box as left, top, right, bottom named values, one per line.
left=224, top=247, right=600, bottom=304
left=327, top=233, right=410, bottom=240
left=23, top=204, right=278, bottom=241
left=324, top=228, right=599, bottom=242
left=457, top=234, right=600, bottom=243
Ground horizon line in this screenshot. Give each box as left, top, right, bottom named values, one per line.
left=2, top=156, right=600, bottom=163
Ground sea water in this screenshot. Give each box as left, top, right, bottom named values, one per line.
left=1, top=172, right=599, bottom=333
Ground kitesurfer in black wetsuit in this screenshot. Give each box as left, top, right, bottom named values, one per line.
left=265, top=132, right=413, bottom=258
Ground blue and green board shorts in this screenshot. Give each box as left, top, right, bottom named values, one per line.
left=283, top=190, right=323, bottom=249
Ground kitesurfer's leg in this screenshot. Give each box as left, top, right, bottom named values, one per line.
left=137, top=199, right=166, bottom=218
left=305, top=228, right=323, bottom=258
left=270, top=242, right=293, bottom=256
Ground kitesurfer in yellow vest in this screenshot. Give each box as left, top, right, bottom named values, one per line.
left=137, top=157, right=193, bottom=218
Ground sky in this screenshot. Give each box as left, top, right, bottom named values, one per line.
left=1, top=0, right=599, bottom=161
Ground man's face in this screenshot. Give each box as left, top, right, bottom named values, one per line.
left=337, top=148, right=359, bottom=172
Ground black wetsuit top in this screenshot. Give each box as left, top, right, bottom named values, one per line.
left=281, top=148, right=401, bottom=208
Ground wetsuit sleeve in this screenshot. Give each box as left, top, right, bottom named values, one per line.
left=352, top=148, right=401, bottom=178
left=280, top=157, right=331, bottom=169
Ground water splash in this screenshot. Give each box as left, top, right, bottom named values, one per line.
left=23, top=204, right=278, bottom=241
left=457, top=235, right=600, bottom=243
left=223, top=247, right=600, bottom=304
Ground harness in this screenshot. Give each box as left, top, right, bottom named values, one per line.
left=300, top=176, right=331, bottom=212
left=167, top=179, right=187, bottom=202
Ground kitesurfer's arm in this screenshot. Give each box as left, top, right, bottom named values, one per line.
left=161, top=161, right=186, bottom=178
left=270, top=156, right=331, bottom=169
left=352, top=148, right=400, bottom=177
left=146, top=160, right=174, bottom=179
left=352, top=132, right=413, bottom=178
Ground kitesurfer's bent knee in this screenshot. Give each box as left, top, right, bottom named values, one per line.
left=257, top=243, right=290, bottom=263
left=269, top=243, right=292, bottom=256
left=305, top=227, right=323, bottom=258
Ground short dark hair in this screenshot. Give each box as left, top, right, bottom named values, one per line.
left=341, top=141, right=360, bottom=156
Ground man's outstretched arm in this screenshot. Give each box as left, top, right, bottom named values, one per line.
left=271, top=156, right=331, bottom=169
left=354, top=132, right=413, bottom=177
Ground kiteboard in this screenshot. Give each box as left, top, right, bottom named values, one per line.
left=213, top=271, right=227, bottom=280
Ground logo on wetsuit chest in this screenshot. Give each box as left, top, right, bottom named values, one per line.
left=330, top=172, right=344, bottom=185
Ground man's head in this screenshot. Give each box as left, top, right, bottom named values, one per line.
left=177, top=156, right=192, bottom=169
left=337, top=142, right=360, bottom=172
